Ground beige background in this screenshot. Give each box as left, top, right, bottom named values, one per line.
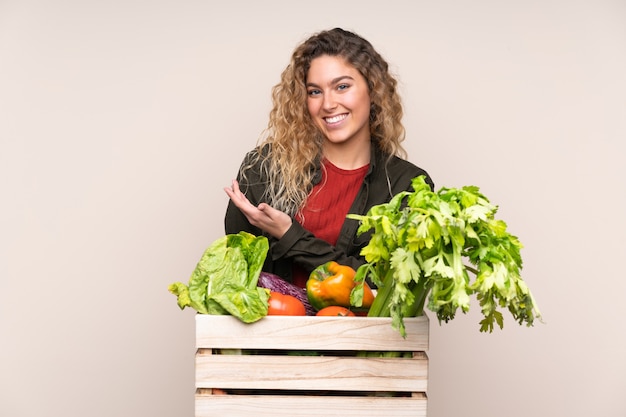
left=1, top=1, right=625, bottom=416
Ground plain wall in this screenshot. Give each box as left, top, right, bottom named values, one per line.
left=1, top=1, right=625, bottom=416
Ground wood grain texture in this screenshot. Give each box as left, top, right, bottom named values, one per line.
left=195, top=393, right=427, bottom=417
left=195, top=314, right=429, bottom=351
left=196, top=353, right=428, bottom=391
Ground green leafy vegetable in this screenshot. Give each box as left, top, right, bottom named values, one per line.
left=168, top=231, right=270, bottom=323
left=348, top=175, right=542, bottom=337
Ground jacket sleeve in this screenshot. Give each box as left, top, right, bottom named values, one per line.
left=224, top=151, right=265, bottom=237
left=270, top=221, right=366, bottom=273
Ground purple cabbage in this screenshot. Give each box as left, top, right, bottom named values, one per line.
left=258, top=272, right=316, bottom=316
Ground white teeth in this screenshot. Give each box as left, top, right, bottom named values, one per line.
left=325, top=114, right=347, bottom=124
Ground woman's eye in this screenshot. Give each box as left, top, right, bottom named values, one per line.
left=337, top=83, right=350, bottom=91
left=307, top=89, right=321, bottom=96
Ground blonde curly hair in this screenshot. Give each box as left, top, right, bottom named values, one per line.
left=241, top=27, right=407, bottom=216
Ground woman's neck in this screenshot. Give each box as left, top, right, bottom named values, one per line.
left=322, top=139, right=371, bottom=170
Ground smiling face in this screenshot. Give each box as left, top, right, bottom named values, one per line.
left=306, top=55, right=372, bottom=150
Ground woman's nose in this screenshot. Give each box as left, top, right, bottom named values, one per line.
left=322, top=92, right=337, bottom=111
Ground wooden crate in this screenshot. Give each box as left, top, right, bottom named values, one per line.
left=195, top=314, right=429, bottom=417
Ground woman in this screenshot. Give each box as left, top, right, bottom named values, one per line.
left=224, top=27, right=433, bottom=287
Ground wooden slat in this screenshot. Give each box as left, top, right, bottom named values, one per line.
left=195, top=353, right=428, bottom=392
left=195, top=392, right=427, bottom=417
left=195, top=315, right=429, bottom=351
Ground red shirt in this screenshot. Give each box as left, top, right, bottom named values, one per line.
left=292, top=159, right=369, bottom=287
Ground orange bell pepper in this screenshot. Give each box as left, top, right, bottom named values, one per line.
left=306, top=261, right=374, bottom=311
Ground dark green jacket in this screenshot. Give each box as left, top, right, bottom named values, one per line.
left=225, top=145, right=434, bottom=283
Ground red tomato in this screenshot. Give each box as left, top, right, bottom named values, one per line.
left=267, top=292, right=306, bottom=316
left=315, top=306, right=356, bottom=316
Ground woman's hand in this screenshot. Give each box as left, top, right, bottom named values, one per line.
left=224, top=179, right=293, bottom=239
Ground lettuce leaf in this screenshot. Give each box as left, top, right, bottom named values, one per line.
left=168, top=231, right=270, bottom=323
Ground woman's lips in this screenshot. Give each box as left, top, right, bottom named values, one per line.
left=324, top=113, right=348, bottom=125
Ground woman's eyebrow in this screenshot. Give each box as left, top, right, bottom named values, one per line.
left=306, top=75, right=354, bottom=88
